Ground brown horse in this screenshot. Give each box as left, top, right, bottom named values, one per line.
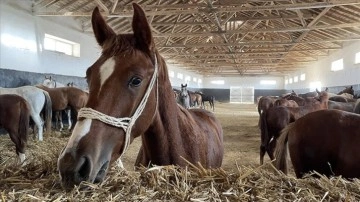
left=57, top=4, right=223, bottom=190
left=36, top=85, right=88, bottom=130
left=328, top=100, right=356, bottom=112
left=274, top=98, right=299, bottom=108
left=189, top=91, right=203, bottom=108
left=275, top=109, right=360, bottom=178
left=259, top=89, right=329, bottom=165
left=0, top=94, right=30, bottom=164
left=337, top=86, right=354, bottom=95
left=196, top=91, right=215, bottom=111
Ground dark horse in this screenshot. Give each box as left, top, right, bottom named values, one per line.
left=0, top=94, right=30, bottom=164
left=275, top=109, right=360, bottom=178
left=57, top=4, right=224, bottom=190
left=196, top=91, right=215, bottom=111
left=259, top=89, right=329, bottom=165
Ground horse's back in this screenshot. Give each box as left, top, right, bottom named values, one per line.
left=288, top=109, right=360, bottom=178
left=0, top=94, right=29, bottom=127
left=177, top=107, right=223, bottom=167
left=0, top=86, right=45, bottom=111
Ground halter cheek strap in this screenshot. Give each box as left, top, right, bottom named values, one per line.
left=77, top=55, right=158, bottom=158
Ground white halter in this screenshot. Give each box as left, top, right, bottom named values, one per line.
left=77, top=55, right=158, bottom=158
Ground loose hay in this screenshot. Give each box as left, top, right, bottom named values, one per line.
left=1, top=134, right=360, bottom=201
left=1, top=103, right=360, bottom=201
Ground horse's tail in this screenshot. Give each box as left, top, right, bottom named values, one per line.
left=18, top=100, right=30, bottom=154
left=259, top=109, right=269, bottom=164
left=274, top=122, right=293, bottom=175
left=42, top=91, right=53, bottom=133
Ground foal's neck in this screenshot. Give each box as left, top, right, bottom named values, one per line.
left=141, top=77, right=187, bottom=165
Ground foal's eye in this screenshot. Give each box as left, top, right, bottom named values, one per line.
left=129, top=77, right=142, bottom=87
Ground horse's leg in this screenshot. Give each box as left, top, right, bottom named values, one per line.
left=31, top=113, right=44, bottom=141
left=135, top=146, right=150, bottom=169
left=65, top=109, right=72, bottom=130
left=7, top=129, right=26, bottom=164
left=268, top=137, right=277, bottom=160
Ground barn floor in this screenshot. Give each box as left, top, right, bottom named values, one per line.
left=1, top=102, right=360, bottom=201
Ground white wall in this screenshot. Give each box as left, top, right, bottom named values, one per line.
left=285, top=41, right=360, bottom=90
left=0, top=1, right=100, bottom=77
left=167, top=65, right=203, bottom=88
left=203, top=76, right=284, bottom=89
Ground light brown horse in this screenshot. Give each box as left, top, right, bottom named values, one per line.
left=36, top=85, right=88, bottom=130
left=0, top=94, right=30, bottom=164
left=259, top=89, right=329, bottom=165
left=57, top=4, right=224, bottom=190
left=275, top=109, right=360, bottom=178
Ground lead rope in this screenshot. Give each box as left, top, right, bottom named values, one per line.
left=77, top=55, right=158, bottom=158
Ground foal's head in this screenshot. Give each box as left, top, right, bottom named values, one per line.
left=43, top=76, right=56, bottom=88
left=58, top=3, right=159, bottom=190
left=180, top=84, right=188, bottom=97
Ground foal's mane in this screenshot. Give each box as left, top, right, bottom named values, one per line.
left=101, top=34, right=136, bottom=56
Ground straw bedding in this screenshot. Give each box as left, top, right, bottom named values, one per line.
left=0, top=103, right=360, bottom=201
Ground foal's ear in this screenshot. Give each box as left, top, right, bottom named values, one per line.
left=92, top=7, right=116, bottom=47
left=316, top=88, right=320, bottom=94
left=132, top=3, right=154, bottom=53
left=325, top=87, right=329, bottom=92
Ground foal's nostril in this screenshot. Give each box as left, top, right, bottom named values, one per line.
left=75, top=156, right=91, bottom=182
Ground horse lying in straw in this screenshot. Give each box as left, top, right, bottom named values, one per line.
left=57, top=4, right=224, bottom=190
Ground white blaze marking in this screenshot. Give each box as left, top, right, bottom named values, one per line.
left=99, top=57, right=115, bottom=90
left=58, top=119, right=92, bottom=159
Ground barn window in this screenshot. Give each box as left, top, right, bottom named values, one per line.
left=177, top=73, right=183, bottom=79
left=331, top=59, right=343, bottom=71
left=169, top=70, right=174, bottom=78
left=300, top=73, right=306, bottom=81
left=44, top=34, right=80, bottom=57
left=289, top=78, right=293, bottom=84
left=198, top=79, right=202, bottom=84
left=211, top=80, right=224, bottom=85
left=185, top=75, right=191, bottom=82
left=193, top=77, right=197, bottom=82
left=294, top=76, right=298, bottom=83
left=260, top=80, right=276, bottom=85
left=285, top=79, right=288, bottom=85
left=310, top=81, right=321, bottom=92
left=355, top=52, right=360, bottom=64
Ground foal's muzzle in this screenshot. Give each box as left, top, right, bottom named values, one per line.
left=58, top=152, right=110, bottom=190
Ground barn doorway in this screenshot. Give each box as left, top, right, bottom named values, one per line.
left=230, top=86, right=254, bottom=104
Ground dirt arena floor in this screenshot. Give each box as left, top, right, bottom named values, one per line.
left=121, top=102, right=262, bottom=171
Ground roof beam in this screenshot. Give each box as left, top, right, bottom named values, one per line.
left=35, top=0, right=360, bottom=17
left=159, top=37, right=360, bottom=47
left=161, top=47, right=339, bottom=56
left=151, top=22, right=360, bottom=37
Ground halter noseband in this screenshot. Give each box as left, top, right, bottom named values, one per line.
left=77, top=55, right=158, bottom=158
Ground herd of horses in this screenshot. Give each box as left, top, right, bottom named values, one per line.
left=174, top=83, right=216, bottom=111
left=0, top=77, right=89, bottom=164
left=2, top=3, right=360, bottom=190
left=258, top=86, right=360, bottom=178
